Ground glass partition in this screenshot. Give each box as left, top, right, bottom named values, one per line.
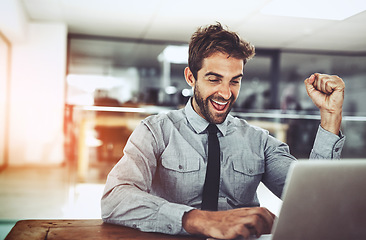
left=232, top=112, right=366, bottom=159
left=278, top=52, right=366, bottom=159
left=66, top=36, right=366, bottom=182
left=67, top=36, right=273, bottom=108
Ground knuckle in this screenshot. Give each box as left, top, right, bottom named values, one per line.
left=239, top=225, right=250, bottom=238
left=251, top=214, right=261, bottom=224
left=258, top=207, right=268, bottom=214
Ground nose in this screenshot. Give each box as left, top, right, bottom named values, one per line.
left=218, top=83, right=232, bottom=100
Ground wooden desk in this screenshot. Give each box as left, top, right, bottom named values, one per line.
left=5, top=219, right=206, bottom=240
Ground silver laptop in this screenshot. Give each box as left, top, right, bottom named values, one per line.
left=271, top=160, right=366, bottom=240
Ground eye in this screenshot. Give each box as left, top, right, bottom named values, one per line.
left=208, top=79, right=220, bottom=83
left=231, top=80, right=241, bottom=85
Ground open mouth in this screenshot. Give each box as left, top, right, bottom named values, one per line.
left=210, top=99, right=229, bottom=112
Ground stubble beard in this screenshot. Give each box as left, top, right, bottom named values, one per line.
left=193, top=87, right=235, bottom=124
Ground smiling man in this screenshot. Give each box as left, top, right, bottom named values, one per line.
left=101, top=23, right=345, bottom=239
left=186, top=51, right=243, bottom=124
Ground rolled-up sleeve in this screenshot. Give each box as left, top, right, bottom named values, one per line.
left=263, top=125, right=345, bottom=199
left=310, top=125, right=345, bottom=159
left=101, top=121, right=194, bottom=235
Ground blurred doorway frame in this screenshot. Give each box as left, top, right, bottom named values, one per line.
left=0, top=31, right=11, bottom=171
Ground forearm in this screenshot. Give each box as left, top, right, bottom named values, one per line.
left=182, top=209, right=206, bottom=235
left=320, top=109, right=342, bottom=135
left=101, top=122, right=195, bottom=235
left=102, top=184, right=194, bottom=235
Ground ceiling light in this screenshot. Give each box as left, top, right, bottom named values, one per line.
left=158, top=45, right=188, bottom=64
left=261, top=0, right=366, bottom=20
left=165, top=86, right=178, bottom=95
left=67, top=74, right=125, bottom=93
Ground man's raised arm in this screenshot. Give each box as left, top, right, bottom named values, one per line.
left=304, top=73, right=345, bottom=135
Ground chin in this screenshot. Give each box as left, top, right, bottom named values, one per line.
left=209, top=113, right=229, bottom=124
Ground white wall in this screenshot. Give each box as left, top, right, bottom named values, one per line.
left=0, top=0, right=28, bottom=43
left=8, top=22, right=67, bottom=165
left=0, top=0, right=68, bottom=166
left=0, top=0, right=27, bottom=167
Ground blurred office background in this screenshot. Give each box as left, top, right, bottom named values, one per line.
left=1, top=0, right=366, bottom=238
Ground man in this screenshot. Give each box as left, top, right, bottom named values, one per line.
left=101, top=23, right=345, bottom=239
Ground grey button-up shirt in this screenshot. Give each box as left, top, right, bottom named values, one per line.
left=101, top=99, right=345, bottom=235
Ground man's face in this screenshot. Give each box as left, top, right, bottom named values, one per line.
left=185, top=52, right=244, bottom=124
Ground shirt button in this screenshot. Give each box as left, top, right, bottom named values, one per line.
left=248, top=169, right=253, bottom=174
left=132, top=224, right=137, bottom=228
left=167, top=224, right=172, bottom=231
left=178, top=165, right=183, bottom=170
left=335, top=147, right=340, bottom=152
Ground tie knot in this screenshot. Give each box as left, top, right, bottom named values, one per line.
left=207, top=124, right=218, bottom=134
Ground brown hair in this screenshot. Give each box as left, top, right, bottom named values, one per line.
left=188, top=22, right=255, bottom=80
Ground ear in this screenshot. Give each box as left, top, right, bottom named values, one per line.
left=184, top=67, right=196, bottom=87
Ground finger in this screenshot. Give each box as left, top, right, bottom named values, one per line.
left=314, top=74, right=344, bottom=95
left=244, top=207, right=275, bottom=229
left=308, top=74, right=316, bottom=84
left=324, top=80, right=334, bottom=94
left=304, top=74, right=315, bottom=85
left=325, top=76, right=345, bottom=92
left=229, top=207, right=275, bottom=236
left=267, top=210, right=276, bottom=219
left=304, top=76, right=316, bottom=96
left=318, top=75, right=334, bottom=94
left=249, top=215, right=266, bottom=237
left=239, top=209, right=274, bottom=235
left=315, top=74, right=324, bottom=92
left=238, top=215, right=265, bottom=238
left=237, top=224, right=251, bottom=239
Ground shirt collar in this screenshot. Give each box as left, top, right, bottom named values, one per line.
left=185, top=98, right=230, bottom=136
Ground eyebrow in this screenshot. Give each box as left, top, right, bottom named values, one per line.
left=204, top=72, right=223, bottom=78
left=204, top=71, right=243, bottom=80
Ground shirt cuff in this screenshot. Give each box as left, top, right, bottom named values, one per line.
left=311, top=125, right=345, bottom=159
left=156, top=202, right=195, bottom=235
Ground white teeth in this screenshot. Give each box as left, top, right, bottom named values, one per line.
left=212, top=99, right=228, bottom=105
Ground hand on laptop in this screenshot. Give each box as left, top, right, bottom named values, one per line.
left=304, top=73, right=345, bottom=135
left=182, top=207, right=275, bottom=239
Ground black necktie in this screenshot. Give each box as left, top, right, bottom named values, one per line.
left=201, top=124, right=220, bottom=211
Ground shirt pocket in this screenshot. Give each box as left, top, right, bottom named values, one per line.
left=232, top=158, right=264, bottom=203
left=159, top=150, right=202, bottom=204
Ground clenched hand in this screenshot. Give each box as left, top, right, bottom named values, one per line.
left=304, top=73, right=345, bottom=135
